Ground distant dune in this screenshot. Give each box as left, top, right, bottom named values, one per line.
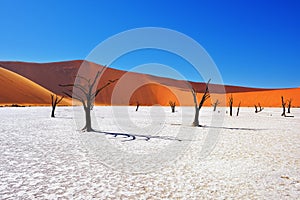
left=0, top=60, right=298, bottom=107
left=0, top=67, right=71, bottom=106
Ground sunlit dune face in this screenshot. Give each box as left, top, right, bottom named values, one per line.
left=0, top=61, right=299, bottom=107
left=129, top=83, right=179, bottom=106
left=222, top=88, right=300, bottom=107
left=0, top=67, right=71, bottom=106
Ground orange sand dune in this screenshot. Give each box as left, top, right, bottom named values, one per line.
left=0, top=67, right=71, bottom=106
left=0, top=60, right=299, bottom=107
left=0, top=60, right=274, bottom=95
left=223, top=88, right=300, bottom=107
left=129, top=83, right=179, bottom=106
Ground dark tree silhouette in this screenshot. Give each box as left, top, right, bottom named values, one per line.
left=60, top=69, right=118, bottom=132
left=287, top=98, right=292, bottom=113
left=281, top=96, right=286, bottom=117
left=51, top=94, right=64, bottom=118
left=236, top=101, right=241, bottom=116
left=169, top=101, right=176, bottom=113
left=254, top=105, right=258, bottom=113
left=136, top=101, right=140, bottom=112
left=212, top=99, right=220, bottom=112
left=254, top=103, right=263, bottom=113
left=191, top=79, right=210, bottom=127
left=229, top=95, right=233, bottom=116
left=258, top=103, right=264, bottom=112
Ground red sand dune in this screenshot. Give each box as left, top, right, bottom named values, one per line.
left=0, top=67, right=71, bottom=106
left=0, top=60, right=299, bottom=107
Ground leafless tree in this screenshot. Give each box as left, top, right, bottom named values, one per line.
left=281, top=96, right=286, bottom=117
left=51, top=94, right=64, bottom=118
left=169, top=101, right=176, bottom=113
left=236, top=101, right=241, bottom=116
left=60, top=69, right=118, bottom=132
left=229, top=95, right=233, bottom=116
left=191, top=79, right=210, bottom=127
left=136, top=101, right=140, bottom=112
left=254, top=103, right=263, bottom=113
left=258, top=103, right=264, bottom=111
left=254, top=105, right=258, bottom=113
left=212, top=99, right=220, bottom=112
left=287, top=98, right=292, bottom=113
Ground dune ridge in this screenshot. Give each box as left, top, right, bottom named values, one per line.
left=0, top=67, right=71, bottom=106
left=0, top=60, right=298, bottom=107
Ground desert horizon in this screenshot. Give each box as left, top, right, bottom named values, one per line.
left=1, top=1, right=300, bottom=199
left=1, top=60, right=299, bottom=108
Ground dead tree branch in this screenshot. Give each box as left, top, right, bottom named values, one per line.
left=191, top=79, right=211, bottom=126
left=51, top=94, right=64, bottom=118
left=212, top=99, right=220, bottom=112
left=169, top=100, right=176, bottom=113
left=60, top=68, right=118, bottom=131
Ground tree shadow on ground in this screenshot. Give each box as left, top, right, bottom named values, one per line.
left=171, top=123, right=266, bottom=131
left=200, top=125, right=267, bottom=131
left=55, top=116, right=73, bottom=119
left=92, top=130, right=183, bottom=142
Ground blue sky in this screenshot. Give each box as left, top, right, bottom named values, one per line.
left=0, top=0, right=299, bottom=88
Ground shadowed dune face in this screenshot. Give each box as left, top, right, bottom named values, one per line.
left=0, top=60, right=299, bottom=107
left=0, top=60, right=82, bottom=96
left=0, top=67, right=71, bottom=106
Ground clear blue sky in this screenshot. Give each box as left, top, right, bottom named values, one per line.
left=0, top=0, right=299, bottom=88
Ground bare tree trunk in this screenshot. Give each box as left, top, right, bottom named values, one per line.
left=212, top=99, right=219, bottom=111
left=51, top=94, right=64, bottom=118
left=193, top=108, right=199, bottom=127
left=258, top=103, right=263, bottom=111
left=192, top=87, right=199, bottom=126
left=281, top=96, right=286, bottom=117
left=51, top=105, right=56, bottom=118
left=84, top=106, right=93, bottom=132
left=191, top=79, right=210, bottom=126
left=236, top=101, right=241, bottom=116
left=229, top=95, right=233, bottom=116
left=169, top=101, right=176, bottom=113
left=287, top=99, right=292, bottom=113
left=282, top=106, right=286, bottom=117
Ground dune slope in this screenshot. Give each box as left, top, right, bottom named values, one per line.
left=0, top=60, right=298, bottom=107
left=0, top=67, right=70, bottom=106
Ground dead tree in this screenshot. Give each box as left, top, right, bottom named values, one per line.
left=51, top=94, right=64, bottom=118
left=236, top=101, right=241, bottom=116
left=254, top=105, right=258, bottom=113
left=212, top=99, right=220, bottom=111
left=60, top=69, right=117, bottom=132
left=281, top=96, right=286, bottom=117
left=191, top=79, right=210, bottom=127
left=229, top=95, right=233, bottom=116
left=258, top=103, right=264, bottom=111
left=254, top=103, right=263, bottom=113
left=287, top=98, right=292, bottom=113
left=136, top=101, right=140, bottom=112
left=169, top=101, right=176, bottom=113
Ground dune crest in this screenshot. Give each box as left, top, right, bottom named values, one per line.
left=0, top=60, right=299, bottom=107
left=0, top=67, right=71, bottom=106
